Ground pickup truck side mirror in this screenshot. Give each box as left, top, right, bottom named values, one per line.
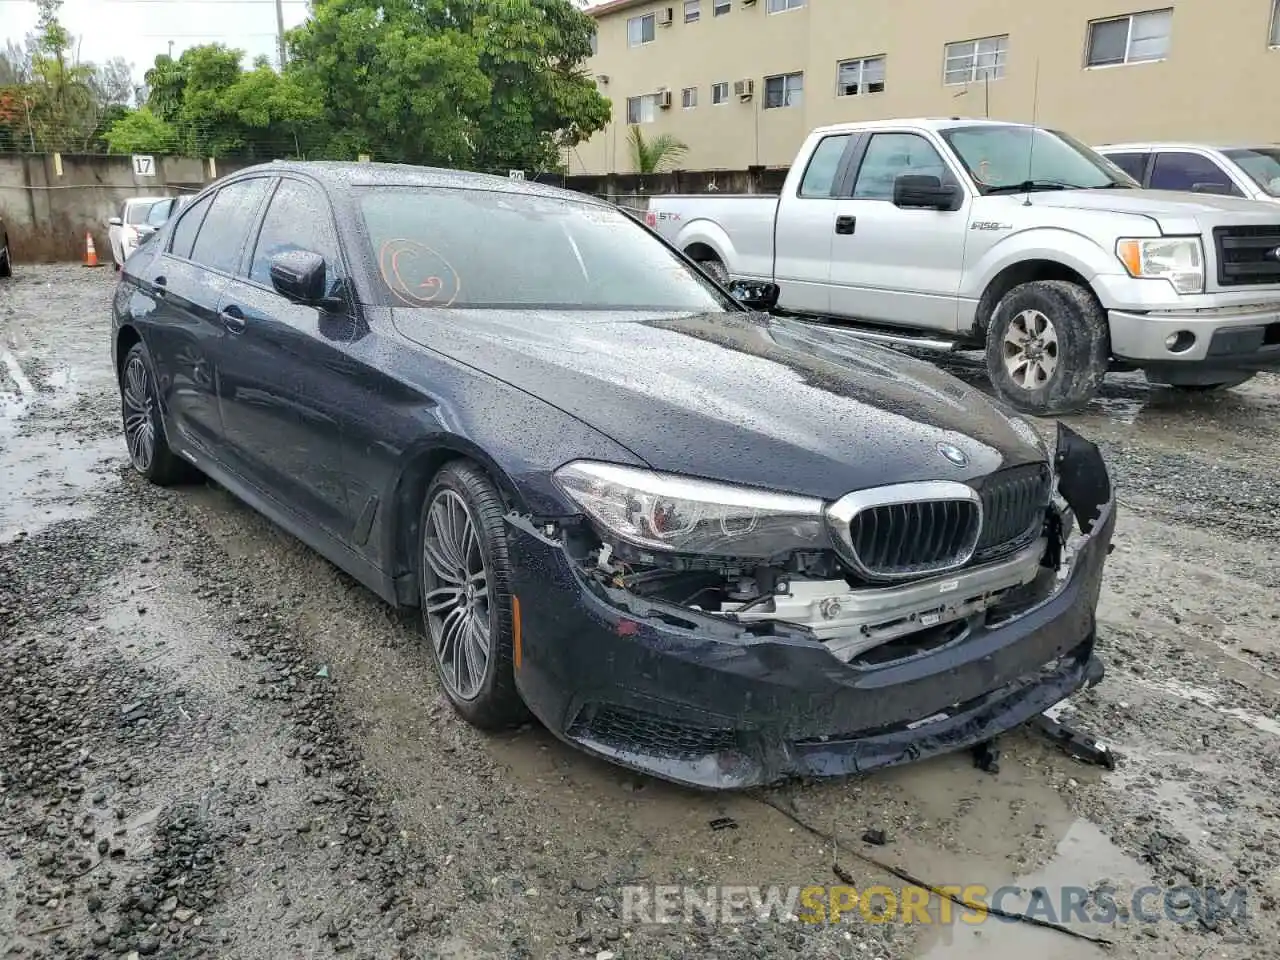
left=108, top=216, right=123, bottom=227
left=893, top=174, right=961, bottom=211
left=727, top=278, right=781, bottom=312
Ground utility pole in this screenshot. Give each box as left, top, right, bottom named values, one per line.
left=275, top=0, right=287, bottom=68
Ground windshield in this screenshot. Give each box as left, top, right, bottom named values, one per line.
left=145, top=199, right=174, bottom=226
left=1223, top=147, right=1280, bottom=198
left=941, top=124, right=1134, bottom=192
left=356, top=187, right=736, bottom=312
left=125, top=201, right=157, bottom=225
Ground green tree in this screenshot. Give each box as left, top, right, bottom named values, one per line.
left=627, top=125, right=687, bottom=174
left=286, top=0, right=610, bottom=170
left=103, top=106, right=179, bottom=154
left=125, top=44, right=323, bottom=158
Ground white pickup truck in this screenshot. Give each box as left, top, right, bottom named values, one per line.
left=646, top=117, right=1280, bottom=414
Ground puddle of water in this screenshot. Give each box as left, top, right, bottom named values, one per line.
left=917, top=819, right=1151, bottom=959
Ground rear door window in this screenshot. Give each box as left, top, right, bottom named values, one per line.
left=1149, top=152, right=1242, bottom=196
left=188, top=178, right=272, bottom=274
left=168, top=194, right=213, bottom=260
left=798, top=134, right=852, bottom=198
left=1102, top=152, right=1150, bottom=183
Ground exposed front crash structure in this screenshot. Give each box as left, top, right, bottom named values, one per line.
left=506, top=424, right=1115, bottom=790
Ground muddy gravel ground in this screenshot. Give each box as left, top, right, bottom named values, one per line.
left=3, top=264, right=1280, bottom=960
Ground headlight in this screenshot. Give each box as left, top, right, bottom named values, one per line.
left=1115, top=237, right=1205, bottom=294
left=553, top=461, right=828, bottom=558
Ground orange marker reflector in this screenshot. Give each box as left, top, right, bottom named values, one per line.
left=512, top=595, right=523, bottom=670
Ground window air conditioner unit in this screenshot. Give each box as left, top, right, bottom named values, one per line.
left=657, top=6, right=674, bottom=25
left=657, top=89, right=673, bottom=108
left=734, top=78, right=754, bottom=99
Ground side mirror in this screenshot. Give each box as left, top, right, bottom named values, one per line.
left=893, top=174, right=961, bottom=211
left=1190, top=182, right=1233, bottom=196
left=269, top=249, right=328, bottom=304
left=727, top=279, right=780, bottom=312
left=108, top=216, right=123, bottom=227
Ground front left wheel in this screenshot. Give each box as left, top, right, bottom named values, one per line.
left=119, top=341, right=194, bottom=485
left=0, top=237, right=11, bottom=278
left=418, top=461, right=528, bottom=730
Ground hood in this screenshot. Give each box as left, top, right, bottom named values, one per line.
left=391, top=308, right=1045, bottom=501
left=1014, top=187, right=1280, bottom=235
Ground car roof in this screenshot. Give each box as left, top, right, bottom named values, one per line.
left=228, top=160, right=607, bottom=207
left=1097, top=141, right=1277, bottom=152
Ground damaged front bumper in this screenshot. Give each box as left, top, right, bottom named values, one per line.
left=505, top=427, right=1117, bottom=790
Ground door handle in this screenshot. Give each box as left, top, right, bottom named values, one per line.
left=834, top=215, right=857, bottom=235
left=219, top=306, right=247, bottom=333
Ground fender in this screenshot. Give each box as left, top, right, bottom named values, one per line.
left=672, top=217, right=738, bottom=273
left=963, top=226, right=1130, bottom=303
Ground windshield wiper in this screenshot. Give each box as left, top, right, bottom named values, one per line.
left=983, top=179, right=1079, bottom=195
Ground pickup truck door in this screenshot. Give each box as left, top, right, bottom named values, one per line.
left=826, top=131, right=971, bottom=332
left=771, top=132, right=859, bottom=315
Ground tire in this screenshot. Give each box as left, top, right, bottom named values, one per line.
left=119, top=341, right=196, bottom=485
left=0, top=239, right=11, bottom=278
left=985, top=280, right=1110, bottom=416
left=698, top=256, right=729, bottom=284
left=418, top=461, right=528, bottom=730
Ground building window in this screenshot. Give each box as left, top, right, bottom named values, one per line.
left=1272, top=0, right=1280, bottom=46
left=837, top=56, right=886, bottom=96
left=764, top=72, right=803, bottom=108
left=767, top=0, right=805, bottom=13
left=684, top=0, right=700, bottom=22
left=1086, top=9, right=1172, bottom=66
left=627, top=13, right=656, bottom=47
left=943, top=35, right=1008, bottom=85
left=626, top=94, right=658, bottom=124
left=589, top=30, right=597, bottom=55
left=682, top=86, right=698, bottom=108
left=713, top=0, right=731, bottom=14
left=711, top=81, right=730, bottom=104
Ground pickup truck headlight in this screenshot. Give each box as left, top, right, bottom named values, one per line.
left=1115, top=237, right=1205, bottom=294
left=554, top=461, right=828, bottom=558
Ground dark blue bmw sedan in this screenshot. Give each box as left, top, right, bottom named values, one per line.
left=111, top=161, right=1116, bottom=789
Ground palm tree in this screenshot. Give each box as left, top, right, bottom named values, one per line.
left=627, top=124, right=688, bottom=174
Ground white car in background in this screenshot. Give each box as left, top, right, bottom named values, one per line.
left=1095, top=142, right=1280, bottom=203
left=108, top=196, right=169, bottom=269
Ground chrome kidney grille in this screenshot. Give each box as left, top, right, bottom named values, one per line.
left=827, top=469, right=1051, bottom=581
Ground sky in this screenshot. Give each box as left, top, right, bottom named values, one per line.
left=0, top=0, right=313, bottom=85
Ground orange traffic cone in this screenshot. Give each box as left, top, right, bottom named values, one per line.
left=83, top=232, right=102, bottom=268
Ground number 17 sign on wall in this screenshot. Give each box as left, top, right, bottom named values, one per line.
left=132, top=155, right=156, bottom=177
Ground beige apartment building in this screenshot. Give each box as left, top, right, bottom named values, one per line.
left=571, top=0, right=1280, bottom=174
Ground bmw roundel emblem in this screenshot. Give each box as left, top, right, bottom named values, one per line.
left=936, top=442, right=969, bottom=467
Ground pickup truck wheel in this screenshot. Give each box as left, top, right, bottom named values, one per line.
left=697, top=256, right=728, bottom=284
left=986, top=280, right=1109, bottom=416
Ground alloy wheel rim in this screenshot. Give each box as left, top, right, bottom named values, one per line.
left=1002, top=308, right=1060, bottom=389
left=122, top=354, right=156, bottom=472
left=422, top=488, right=492, bottom=701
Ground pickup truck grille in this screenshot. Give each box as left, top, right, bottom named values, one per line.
left=844, top=465, right=1050, bottom=579
left=971, top=464, right=1053, bottom=562
left=1214, top=225, right=1280, bottom=287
